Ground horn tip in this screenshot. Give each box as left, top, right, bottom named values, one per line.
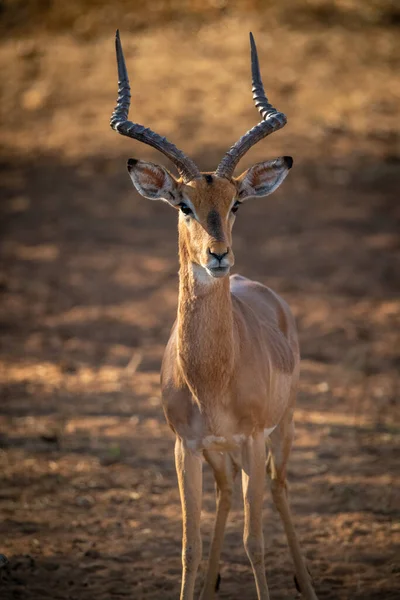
left=127, top=158, right=138, bottom=170
left=284, top=156, right=293, bottom=169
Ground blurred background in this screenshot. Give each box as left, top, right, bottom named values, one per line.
left=0, top=1, right=399, bottom=598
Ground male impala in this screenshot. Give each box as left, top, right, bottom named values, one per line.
left=110, top=30, right=318, bottom=600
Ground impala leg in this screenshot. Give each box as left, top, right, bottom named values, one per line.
left=268, top=421, right=318, bottom=600
left=242, top=431, right=270, bottom=600
left=175, top=437, right=203, bottom=600
left=200, top=451, right=238, bottom=599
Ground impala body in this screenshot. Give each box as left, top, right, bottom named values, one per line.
left=111, top=30, right=318, bottom=600
left=161, top=199, right=299, bottom=452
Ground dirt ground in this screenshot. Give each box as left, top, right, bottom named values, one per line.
left=0, top=2, right=399, bottom=599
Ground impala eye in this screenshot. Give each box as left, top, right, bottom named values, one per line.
left=231, top=201, right=241, bottom=214
left=179, top=202, right=193, bottom=216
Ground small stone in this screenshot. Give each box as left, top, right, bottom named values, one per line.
left=317, top=381, right=329, bottom=393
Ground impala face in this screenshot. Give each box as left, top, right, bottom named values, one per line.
left=173, top=175, right=237, bottom=280
left=126, top=157, right=292, bottom=282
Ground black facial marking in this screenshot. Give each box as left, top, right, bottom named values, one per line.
left=204, top=174, right=213, bottom=184
left=207, top=209, right=223, bottom=240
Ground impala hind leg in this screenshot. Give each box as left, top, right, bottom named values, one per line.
left=268, top=421, right=318, bottom=600
left=175, top=438, right=203, bottom=600
left=200, top=451, right=238, bottom=599
left=242, top=432, right=270, bottom=600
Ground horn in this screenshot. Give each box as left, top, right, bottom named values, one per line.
left=215, top=32, right=287, bottom=179
left=110, top=30, right=201, bottom=183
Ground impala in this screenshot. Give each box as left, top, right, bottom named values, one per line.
left=110, top=30, right=318, bottom=600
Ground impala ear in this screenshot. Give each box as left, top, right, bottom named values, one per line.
left=127, top=159, right=182, bottom=205
left=235, top=156, right=293, bottom=200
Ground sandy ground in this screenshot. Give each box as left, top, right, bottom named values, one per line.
left=0, top=4, right=399, bottom=599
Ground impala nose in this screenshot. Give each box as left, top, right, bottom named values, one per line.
left=208, top=248, right=229, bottom=262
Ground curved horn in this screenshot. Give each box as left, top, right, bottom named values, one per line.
left=215, top=32, right=287, bottom=180
left=110, top=30, right=201, bottom=183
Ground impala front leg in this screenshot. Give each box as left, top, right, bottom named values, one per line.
left=242, top=431, right=270, bottom=600
left=200, top=451, right=238, bottom=599
left=175, top=437, right=203, bottom=600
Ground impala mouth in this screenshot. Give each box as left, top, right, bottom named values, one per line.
left=207, top=265, right=231, bottom=278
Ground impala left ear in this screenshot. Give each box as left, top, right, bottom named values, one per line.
left=235, top=156, right=293, bottom=200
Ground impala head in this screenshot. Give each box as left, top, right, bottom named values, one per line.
left=111, top=31, right=292, bottom=280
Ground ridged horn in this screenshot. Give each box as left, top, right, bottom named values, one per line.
left=110, top=30, right=201, bottom=183
left=215, top=32, right=287, bottom=179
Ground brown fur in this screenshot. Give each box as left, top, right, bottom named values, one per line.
left=161, top=176, right=298, bottom=444
left=156, top=172, right=318, bottom=600
left=128, top=163, right=317, bottom=600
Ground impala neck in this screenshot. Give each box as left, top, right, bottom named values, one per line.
left=177, top=239, right=235, bottom=400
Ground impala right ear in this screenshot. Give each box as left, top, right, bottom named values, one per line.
left=127, top=158, right=182, bottom=205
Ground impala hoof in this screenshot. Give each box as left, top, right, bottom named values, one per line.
left=294, top=566, right=313, bottom=593
left=215, top=572, right=221, bottom=591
